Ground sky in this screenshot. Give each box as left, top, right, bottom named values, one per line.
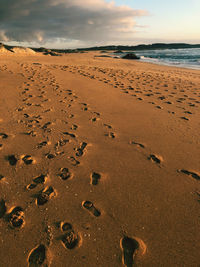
left=0, top=0, right=200, bottom=48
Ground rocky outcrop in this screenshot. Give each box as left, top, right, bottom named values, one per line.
left=122, top=53, right=140, bottom=60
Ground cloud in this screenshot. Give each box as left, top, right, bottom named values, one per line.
left=0, top=0, right=147, bottom=46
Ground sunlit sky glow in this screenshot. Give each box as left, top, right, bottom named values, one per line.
left=1, top=0, right=200, bottom=48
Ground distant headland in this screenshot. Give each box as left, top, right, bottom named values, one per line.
left=1, top=42, right=200, bottom=55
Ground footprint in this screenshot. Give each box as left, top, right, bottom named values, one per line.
left=71, top=124, right=78, bottom=130
left=178, top=169, right=200, bottom=181
left=130, top=141, right=145, bottom=148
left=8, top=206, right=25, bottom=228
left=36, top=186, right=55, bottom=206
left=45, top=153, right=56, bottom=159
left=27, top=174, right=48, bottom=190
left=68, top=156, right=80, bottom=166
left=82, top=201, right=101, bottom=217
left=22, top=155, right=34, bottom=165
left=6, top=155, right=18, bottom=166
left=0, top=133, right=8, bottom=139
left=180, top=116, right=189, bottom=121
left=75, top=142, right=87, bottom=157
left=28, top=244, right=46, bottom=267
left=37, top=141, right=48, bottom=149
left=0, top=199, right=6, bottom=218
left=58, top=168, right=72, bottom=180
left=55, top=139, right=69, bottom=149
left=91, top=172, right=101, bottom=185
left=104, top=124, right=112, bottom=129
left=23, top=130, right=37, bottom=137
left=120, top=236, right=146, bottom=267
left=60, top=222, right=80, bottom=249
left=105, top=132, right=115, bottom=138
left=63, top=132, right=76, bottom=138
left=148, top=154, right=163, bottom=164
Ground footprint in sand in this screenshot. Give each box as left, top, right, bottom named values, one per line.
left=23, top=130, right=37, bottom=137
left=75, top=142, right=87, bottom=157
left=7, top=206, right=25, bottom=228
left=82, top=201, right=101, bottom=217
left=28, top=244, right=46, bottom=267
left=91, top=172, right=101, bottom=185
left=91, top=117, right=100, bottom=122
left=120, top=236, right=146, bottom=267
left=148, top=154, right=163, bottom=164
left=0, top=199, right=6, bottom=218
left=130, top=141, right=145, bottom=148
left=45, top=153, right=56, bottom=159
left=36, top=186, right=55, bottom=206
left=71, top=124, right=78, bottom=130
left=55, top=139, right=69, bottom=150
left=178, top=169, right=200, bottom=181
left=6, top=155, right=18, bottom=166
left=0, top=133, right=8, bottom=139
left=68, top=156, right=80, bottom=166
left=58, top=168, right=73, bottom=180
left=27, top=174, right=48, bottom=190
left=180, top=116, right=189, bottom=121
left=63, top=132, right=76, bottom=138
left=104, top=124, right=112, bottom=129
left=60, top=222, right=81, bottom=249
left=105, top=132, right=115, bottom=139
left=36, top=141, right=49, bottom=149
left=22, top=155, right=35, bottom=165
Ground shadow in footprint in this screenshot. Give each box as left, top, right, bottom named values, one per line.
left=6, top=155, right=18, bottom=166
left=27, top=174, right=48, bottom=190
left=91, top=172, right=101, bottom=185
left=82, top=201, right=101, bottom=217
left=148, top=154, right=163, bottom=164
left=0, top=133, right=8, bottom=139
left=36, top=186, right=55, bottom=206
left=75, top=142, right=87, bottom=157
left=22, top=155, right=34, bottom=165
left=130, top=141, right=145, bottom=149
left=58, top=168, right=72, bottom=180
left=28, top=244, right=46, bottom=267
left=178, top=169, right=200, bottom=181
left=121, top=236, right=139, bottom=267
left=0, top=199, right=6, bottom=218
left=7, top=206, right=25, bottom=228
left=60, top=222, right=81, bottom=249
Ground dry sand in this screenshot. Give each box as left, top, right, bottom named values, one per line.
left=0, top=51, right=199, bottom=267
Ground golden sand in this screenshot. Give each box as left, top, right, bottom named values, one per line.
left=0, top=52, right=199, bottom=266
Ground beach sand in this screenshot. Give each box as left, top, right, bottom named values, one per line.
left=0, top=51, right=199, bottom=266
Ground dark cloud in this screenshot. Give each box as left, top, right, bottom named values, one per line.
left=0, top=0, right=147, bottom=45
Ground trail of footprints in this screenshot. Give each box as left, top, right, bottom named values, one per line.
left=0, top=62, right=199, bottom=266
left=56, top=64, right=200, bottom=121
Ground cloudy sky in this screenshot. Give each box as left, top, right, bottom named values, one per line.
left=1, top=0, right=200, bottom=48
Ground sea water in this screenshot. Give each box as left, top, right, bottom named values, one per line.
left=135, top=48, right=200, bottom=70
left=114, top=48, right=200, bottom=70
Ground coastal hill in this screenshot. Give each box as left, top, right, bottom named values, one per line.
left=1, top=42, right=200, bottom=54
left=77, top=43, right=200, bottom=52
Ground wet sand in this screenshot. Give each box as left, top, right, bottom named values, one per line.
left=0, top=52, right=200, bottom=266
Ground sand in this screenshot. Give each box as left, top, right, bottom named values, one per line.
left=0, top=51, right=199, bottom=267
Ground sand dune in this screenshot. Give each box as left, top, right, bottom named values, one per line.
left=0, top=51, right=199, bottom=266
left=0, top=46, right=12, bottom=54
left=11, top=47, right=36, bottom=55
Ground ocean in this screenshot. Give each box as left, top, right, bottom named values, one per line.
left=116, top=48, right=200, bottom=70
